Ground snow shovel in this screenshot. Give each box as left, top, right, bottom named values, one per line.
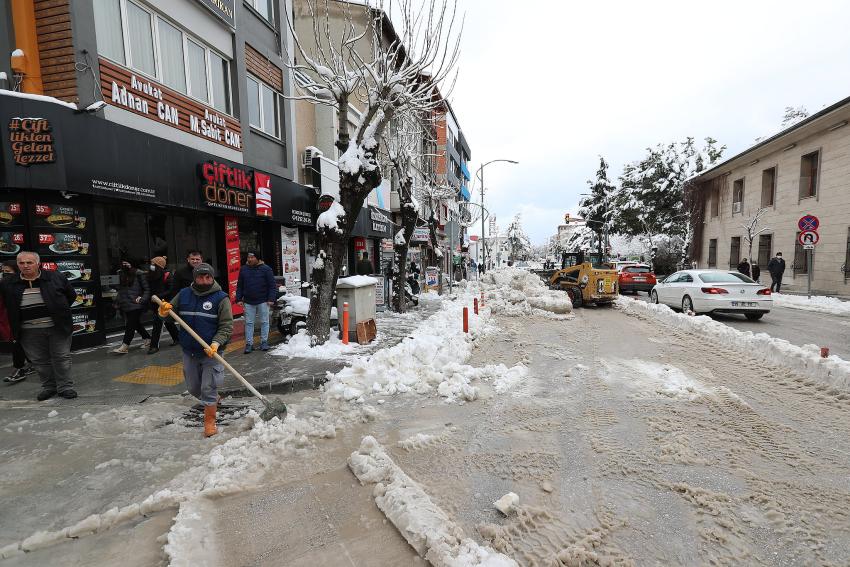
left=151, top=295, right=287, bottom=421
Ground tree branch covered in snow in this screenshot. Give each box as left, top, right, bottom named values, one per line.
left=505, top=214, right=531, bottom=263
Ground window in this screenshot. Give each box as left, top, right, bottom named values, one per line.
left=126, top=1, right=156, bottom=76
left=157, top=19, right=186, bottom=93
left=799, top=151, right=819, bottom=199
left=699, top=272, right=754, bottom=284
left=732, top=179, right=744, bottom=214
left=710, top=189, right=719, bottom=217
left=94, top=0, right=232, bottom=114
left=729, top=236, right=741, bottom=268
left=761, top=167, right=776, bottom=207
left=758, top=234, right=772, bottom=272
left=247, top=76, right=282, bottom=138
left=708, top=238, right=717, bottom=267
left=93, top=0, right=125, bottom=64
left=245, top=0, right=274, bottom=23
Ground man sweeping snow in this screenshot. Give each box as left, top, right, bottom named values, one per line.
left=157, top=263, right=232, bottom=437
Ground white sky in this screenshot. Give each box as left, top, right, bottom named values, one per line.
left=450, top=0, right=850, bottom=244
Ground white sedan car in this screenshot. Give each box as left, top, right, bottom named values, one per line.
left=650, top=269, right=772, bottom=320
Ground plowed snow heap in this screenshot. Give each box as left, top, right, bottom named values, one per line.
left=480, top=268, right=572, bottom=317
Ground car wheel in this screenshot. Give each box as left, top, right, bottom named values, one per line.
left=650, top=290, right=659, bottom=304
left=745, top=313, right=764, bottom=320
left=682, top=295, right=695, bottom=314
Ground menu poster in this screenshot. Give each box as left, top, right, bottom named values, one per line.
left=0, top=202, right=25, bottom=227
left=224, top=216, right=243, bottom=316
left=36, top=232, right=91, bottom=256
left=0, top=231, right=25, bottom=257
left=41, top=259, right=94, bottom=282
left=32, top=204, right=87, bottom=229
left=72, top=310, right=98, bottom=335
left=71, top=285, right=95, bottom=309
left=280, top=226, right=302, bottom=295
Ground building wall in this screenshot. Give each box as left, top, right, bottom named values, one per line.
left=699, top=106, right=850, bottom=294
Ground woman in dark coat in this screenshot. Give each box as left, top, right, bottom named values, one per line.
left=146, top=256, right=178, bottom=354
left=112, top=260, right=151, bottom=354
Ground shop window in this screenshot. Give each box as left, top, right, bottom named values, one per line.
left=247, top=76, right=282, bottom=138
left=708, top=239, right=717, bottom=268
left=246, top=0, right=275, bottom=24
left=187, top=40, right=209, bottom=103
left=761, top=167, right=776, bottom=207
left=729, top=237, right=741, bottom=268
left=157, top=19, right=186, bottom=93
left=732, top=179, right=744, bottom=214
left=238, top=217, right=262, bottom=262
left=758, top=234, right=772, bottom=272
left=93, top=0, right=125, bottom=65
left=799, top=151, right=819, bottom=199
left=126, top=1, right=156, bottom=76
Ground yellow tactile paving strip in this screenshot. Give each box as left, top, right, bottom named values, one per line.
left=112, top=333, right=276, bottom=386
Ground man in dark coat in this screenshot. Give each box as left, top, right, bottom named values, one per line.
left=737, top=258, right=751, bottom=277
left=236, top=251, right=276, bottom=352
left=356, top=251, right=374, bottom=275
left=2, top=251, right=77, bottom=401
left=165, top=250, right=204, bottom=300
left=767, top=252, right=786, bottom=292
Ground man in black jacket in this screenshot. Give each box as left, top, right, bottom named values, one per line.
left=767, top=252, right=786, bottom=292
left=2, top=251, right=77, bottom=400
left=165, top=250, right=204, bottom=301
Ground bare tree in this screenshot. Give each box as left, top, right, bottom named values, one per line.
left=742, top=207, right=771, bottom=271
left=286, top=0, right=461, bottom=343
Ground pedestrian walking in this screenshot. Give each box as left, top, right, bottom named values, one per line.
left=356, top=251, right=373, bottom=275
left=751, top=263, right=761, bottom=283
left=157, top=263, right=232, bottom=437
left=737, top=258, right=751, bottom=278
left=146, top=256, right=179, bottom=354
left=2, top=251, right=77, bottom=400
left=166, top=250, right=205, bottom=300
left=112, top=260, right=151, bottom=354
left=236, top=251, right=276, bottom=353
left=767, top=252, right=786, bottom=293
left=2, top=260, right=35, bottom=383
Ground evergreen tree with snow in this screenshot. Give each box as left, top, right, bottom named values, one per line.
left=577, top=156, right=615, bottom=256
left=505, top=214, right=532, bottom=263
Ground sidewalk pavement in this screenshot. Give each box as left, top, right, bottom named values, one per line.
left=0, top=303, right=437, bottom=406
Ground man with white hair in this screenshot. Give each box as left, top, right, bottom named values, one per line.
left=1, top=251, right=77, bottom=400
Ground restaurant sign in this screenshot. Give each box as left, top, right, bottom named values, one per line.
left=194, top=0, right=235, bottom=28
left=200, top=160, right=274, bottom=217
left=9, top=117, right=56, bottom=166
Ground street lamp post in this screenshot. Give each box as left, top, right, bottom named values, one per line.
left=477, top=159, right=519, bottom=271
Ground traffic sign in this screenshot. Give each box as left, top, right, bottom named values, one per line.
left=798, top=215, right=820, bottom=231
left=803, top=244, right=815, bottom=250
left=798, top=230, right=820, bottom=246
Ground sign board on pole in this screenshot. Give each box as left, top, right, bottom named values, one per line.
left=803, top=244, right=815, bottom=250
left=798, top=215, right=820, bottom=231
left=798, top=230, right=820, bottom=246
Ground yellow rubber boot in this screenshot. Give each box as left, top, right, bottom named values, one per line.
left=204, top=404, right=217, bottom=438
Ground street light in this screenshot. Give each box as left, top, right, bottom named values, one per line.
left=476, top=159, right=518, bottom=271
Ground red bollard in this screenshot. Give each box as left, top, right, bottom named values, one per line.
left=821, top=347, right=830, bottom=358
left=463, top=307, right=469, bottom=333
left=342, top=302, right=350, bottom=345
left=474, top=297, right=479, bottom=315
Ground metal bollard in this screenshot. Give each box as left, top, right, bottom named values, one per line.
left=474, top=297, right=479, bottom=315
left=342, top=302, right=350, bottom=345
left=463, top=307, right=469, bottom=333
left=821, top=347, right=829, bottom=358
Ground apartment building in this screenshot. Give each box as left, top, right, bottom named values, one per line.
left=690, top=95, right=850, bottom=295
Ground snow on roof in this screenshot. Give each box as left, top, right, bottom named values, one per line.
left=0, top=88, right=77, bottom=110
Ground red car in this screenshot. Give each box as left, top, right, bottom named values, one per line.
left=618, top=264, right=657, bottom=294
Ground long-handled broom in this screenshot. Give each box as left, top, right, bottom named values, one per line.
left=152, top=296, right=287, bottom=421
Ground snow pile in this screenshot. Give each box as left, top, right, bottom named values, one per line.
left=603, top=359, right=711, bottom=401
left=272, top=328, right=358, bottom=359
left=1, top=88, right=78, bottom=110
left=162, top=498, right=217, bottom=567
left=493, top=492, right=519, bottom=515
left=323, top=288, right=522, bottom=403
left=480, top=268, right=571, bottom=317
left=771, top=293, right=850, bottom=316
left=349, top=436, right=518, bottom=567
left=316, top=200, right=346, bottom=233
left=617, top=296, right=850, bottom=392
left=338, top=275, right=378, bottom=286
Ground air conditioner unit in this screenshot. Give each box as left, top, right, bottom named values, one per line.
left=732, top=202, right=742, bottom=214
left=303, top=146, right=322, bottom=168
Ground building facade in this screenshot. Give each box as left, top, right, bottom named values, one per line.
left=690, top=96, right=850, bottom=295
left=1, top=0, right=318, bottom=347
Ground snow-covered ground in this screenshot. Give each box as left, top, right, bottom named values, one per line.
left=771, top=292, right=850, bottom=316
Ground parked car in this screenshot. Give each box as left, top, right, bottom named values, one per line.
left=610, top=260, right=640, bottom=273
left=618, top=264, right=656, bottom=294
left=650, top=269, right=772, bottom=319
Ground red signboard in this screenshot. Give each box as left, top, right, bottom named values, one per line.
left=254, top=172, right=272, bottom=217
left=224, top=216, right=243, bottom=316
left=353, top=237, right=367, bottom=252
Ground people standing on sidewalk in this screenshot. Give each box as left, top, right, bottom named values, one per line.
left=236, top=251, right=276, bottom=353
left=166, top=250, right=205, bottom=300
left=157, top=263, right=232, bottom=437
left=1, top=251, right=77, bottom=400
left=737, top=258, right=751, bottom=278
left=146, top=256, right=179, bottom=354
left=768, top=252, right=786, bottom=293
left=751, top=263, right=761, bottom=283
left=112, top=260, right=151, bottom=354
left=2, top=260, right=34, bottom=383
left=356, top=251, right=373, bottom=275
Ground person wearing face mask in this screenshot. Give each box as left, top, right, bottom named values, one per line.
left=0, top=260, right=30, bottom=383
left=146, top=257, right=179, bottom=354
left=112, top=259, right=151, bottom=354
